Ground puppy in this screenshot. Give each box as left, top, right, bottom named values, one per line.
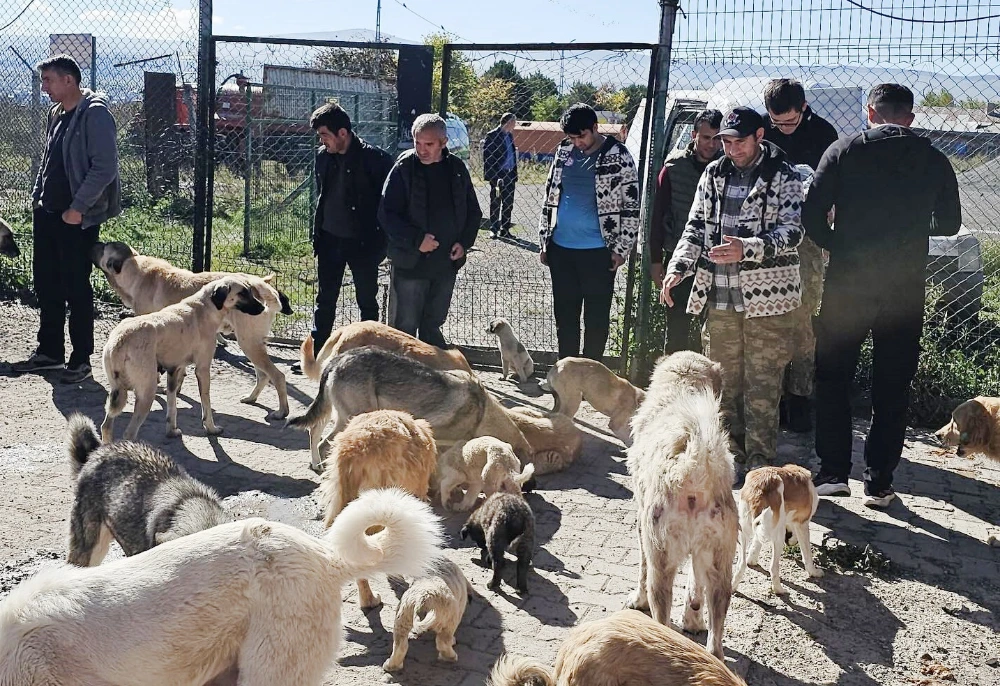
left=299, top=320, right=473, bottom=381
left=0, top=488, right=443, bottom=686
left=935, top=396, right=1000, bottom=460
left=487, top=318, right=534, bottom=383
left=626, top=351, right=736, bottom=660
left=733, top=464, right=823, bottom=595
left=0, top=216, right=20, bottom=258
left=437, top=437, right=536, bottom=512
left=461, top=492, right=535, bottom=594
left=318, top=410, right=438, bottom=609
left=487, top=609, right=747, bottom=686
left=65, top=413, right=228, bottom=566
left=383, top=556, right=473, bottom=672
left=547, top=357, right=646, bottom=443
left=506, top=405, right=583, bottom=475
left=101, top=276, right=266, bottom=442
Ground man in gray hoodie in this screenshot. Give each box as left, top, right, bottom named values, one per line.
left=13, top=54, right=121, bottom=383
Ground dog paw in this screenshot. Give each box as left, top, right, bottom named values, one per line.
left=360, top=594, right=383, bottom=609
left=204, top=426, right=224, bottom=436
left=309, top=463, right=324, bottom=475
left=682, top=611, right=706, bottom=633
left=382, top=659, right=403, bottom=672
left=807, top=567, right=825, bottom=578
left=625, top=590, right=649, bottom=610
left=239, top=396, right=256, bottom=405
left=166, top=427, right=182, bottom=438
left=772, top=584, right=788, bottom=596
left=438, top=650, right=458, bottom=662
left=266, top=408, right=289, bottom=421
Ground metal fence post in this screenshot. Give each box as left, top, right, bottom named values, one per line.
left=243, top=85, right=252, bottom=256
left=192, top=0, right=213, bottom=272
left=438, top=44, right=452, bottom=117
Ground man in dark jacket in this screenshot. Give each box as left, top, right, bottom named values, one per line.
left=763, top=78, right=840, bottom=433
left=303, top=102, right=393, bottom=364
left=379, top=113, right=482, bottom=347
left=482, top=112, right=518, bottom=238
left=649, top=108, right=722, bottom=354
left=14, top=55, right=121, bottom=384
left=803, top=83, right=962, bottom=508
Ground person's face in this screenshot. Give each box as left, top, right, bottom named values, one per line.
left=502, top=118, right=516, bottom=133
left=568, top=126, right=598, bottom=152
left=414, top=130, right=447, bottom=163
left=721, top=129, right=764, bottom=168
left=767, top=106, right=804, bottom=134
left=692, top=123, right=722, bottom=163
left=40, top=69, right=76, bottom=103
left=316, top=126, right=350, bottom=154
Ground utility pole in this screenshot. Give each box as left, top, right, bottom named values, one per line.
left=375, top=0, right=382, bottom=42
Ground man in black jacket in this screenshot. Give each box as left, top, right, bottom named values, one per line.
left=304, top=102, right=393, bottom=363
left=482, top=112, right=518, bottom=238
left=379, top=113, right=482, bottom=348
left=803, top=83, right=962, bottom=508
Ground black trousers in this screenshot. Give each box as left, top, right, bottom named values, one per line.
left=312, top=232, right=384, bottom=350
left=33, top=207, right=99, bottom=366
left=489, top=170, right=516, bottom=231
left=546, top=242, right=616, bottom=361
left=663, top=277, right=700, bottom=354
left=814, top=282, right=924, bottom=493
left=389, top=265, right=457, bottom=349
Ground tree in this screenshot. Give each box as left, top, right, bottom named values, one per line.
left=482, top=59, right=533, bottom=120
left=483, top=59, right=522, bottom=83
left=921, top=88, right=955, bottom=107
left=425, top=33, right=477, bottom=119
left=566, top=81, right=598, bottom=107
left=524, top=71, right=558, bottom=101
left=618, top=84, right=647, bottom=125
left=531, top=94, right=565, bottom=122
left=467, top=78, right=516, bottom=134
left=313, top=47, right=397, bottom=82
left=960, top=97, right=987, bottom=109
left=595, top=85, right=627, bottom=117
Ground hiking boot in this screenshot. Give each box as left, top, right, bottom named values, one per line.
left=813, top=473, right=850, bottom=497
left=787, top=394, right=813, bottom=433
left=863, top=487, right=896, bottom=509
left=60, top=362, right=93, bottom=384
left=11, top=352, right=64, bottom=374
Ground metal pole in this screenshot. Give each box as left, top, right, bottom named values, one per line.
left=90, top=36, right=97, bottom=91
left=192, top=0, right=213, bottom=272
left=204, top=39, right=217, bottom=271
left=243, top=84, right=252, bottom=256
left=438, top=44, right=452, bottom=117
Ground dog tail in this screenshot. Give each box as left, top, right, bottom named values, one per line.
left=324, top=487, right=443, bottom=582
left=299, top=334, right=322, bottom=381
left=410, top=608, right=437, bottom=636
left=514, top=461, right=535, bottom=487
left=286, top=365, right=334, bottom=431
left=732, top=499, right=752, bottom=591
left=486, top=654, right=554, bottom=686
left=66, top=413, right=102, bottom=478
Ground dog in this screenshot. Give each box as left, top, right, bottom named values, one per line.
left=288, top=346, right=531, bottom=473
left=487, top=318, right=534, bottom=383
left=0, top=217, right=19, bottom=258
left=461, top=492, right=535, bottom=594
left=546, top=357, right=646, bottom=443
left=506, top=405, right=584, bottom=475
left=935, top=396, right=1000, bottom=460
left=382, top=556, right=473, bottom=672
left=486, top=609, right=747, bottom=686
left=318, top=410, right=438, bottom=609
left=436, top=437, right=536, bottom=512
left=299, top=320, right=473, bottom=381
left=101, top=276, right=266, bottom=442
left=65, top=413, right=228, bottom=566
left=0, top=488, right=443, bottom=686
left=733, top=464, right=823, bottom=595
left=92, top=240, right=293, bottom=420
left=625, top=351, right=736, bottom=660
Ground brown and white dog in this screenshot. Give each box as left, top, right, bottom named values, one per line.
left=935, top=396, right=1000, bottom=461
left=546, top=357, right=645, bottom=443
left=0, top=217, right=20, bottom=258
left=436, top=436, right=535, bottom=511
left=506, top=406, right=583, bottom=475
left=487, top=318, right=534, bottom=383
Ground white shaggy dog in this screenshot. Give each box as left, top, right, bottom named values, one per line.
left=436, top=436, right=535, bottom=511
left=0, top=488, right=442, bottom=686
left=626, top=351, right=737, bottom=660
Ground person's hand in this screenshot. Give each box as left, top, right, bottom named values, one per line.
left=610, top=253, right=625, bottom=271
left=450, top=243, right=465, bottom=261
left=650, top=262, right=665, bottom=289
left=418, top=233, right=439, bottom=253
left=659, top=273, right=683, bottom=307
left=62, top=209, right=83, bottom=225
left=707, top=234, right=745, bottom=264
left=539, top=250, right=547, bottom=265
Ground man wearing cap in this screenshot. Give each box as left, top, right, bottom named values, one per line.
left=661, top=106, right=804, bottom=472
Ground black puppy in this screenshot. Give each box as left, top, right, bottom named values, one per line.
left=460, top=492, right=535, bottom=594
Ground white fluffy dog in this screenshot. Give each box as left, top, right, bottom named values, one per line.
left=626, top=351, right=737, bottom=660
left=0, top=488, right=442, bottom=686
left=436, top=436, right=535, bottom=511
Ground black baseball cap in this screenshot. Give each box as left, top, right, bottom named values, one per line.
left=715, top=106, right=765, bottom=138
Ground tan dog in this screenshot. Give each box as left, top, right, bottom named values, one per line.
left=0, top=217, right=19, bottom=258
left=487, top=318, right=534, bottom=383
left=436, top=437, right=535, bottom=511
left=935, top=396, right=1000, bottom=460
left=487, top=609, right=747, bottom=686
left=506, top=406, right=583, bottom=475
left=318, top=410, right=438, bottom=608
left=101, top=277, right=266, bottom=442
left=300, top=321, right=473, bottom=381
left=92, top=241, right=292, bottom=419
left=547, top=357, right=646, bottom=443
left=383, top=557, right=473, bottom=672
left=733, top=464, right=823, bottom=595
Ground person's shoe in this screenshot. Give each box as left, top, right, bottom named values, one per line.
left=499, top=229, right=512, bottom=238
left=290, top=361, right=303, bottom=375
left=11, top=352, right=64, bottom=373
left=490, top=231, right=500, bottom=240
left=813, top=473, right=850, bottom=496
left=863, top=487, right=896, bottom=509
left=60, top=362, right=92, bottom=384
left=787, top=394, right=813, bottom=433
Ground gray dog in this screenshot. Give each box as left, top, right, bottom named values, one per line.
left=65, top=413, right=228, bottom=566
left=460, top=492, right=535, bottom=594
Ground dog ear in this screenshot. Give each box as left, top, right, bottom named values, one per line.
left=960, top=402, right=991, bottom=448
left=460, top=525, right=469, bottom=540
left=211, top=282, right=232, bottom=310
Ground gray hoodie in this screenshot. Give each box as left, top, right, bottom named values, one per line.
left=32, top=89, right=122, bottom=228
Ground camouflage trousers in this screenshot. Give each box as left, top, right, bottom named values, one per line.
left=786, top=237, right=826, bottom=397
left=705, top=307, right=797, bottom=464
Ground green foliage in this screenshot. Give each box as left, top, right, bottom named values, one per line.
left=425, top=33, right=477, bottom=118
left=921, top=88, right=955, bottom=107
left=531, top=94, right=565, bottom=122
left=567, top=81, right=598, bottom=107
left=312, top=47, right=397, bottom=82
left=619, top=84, right=647, bottom=124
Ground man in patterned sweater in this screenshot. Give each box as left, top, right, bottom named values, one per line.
left=661, top=106, right=804, bottom=473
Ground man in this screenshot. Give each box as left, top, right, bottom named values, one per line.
left=379, top=113, right=482, bottom=347
left=482, top=112, right=518, bottom=238
left=13, top=55, right=120, bottom=383
left=803, top=84, right=961, bottom=508
left=296, top=102, right=393, bottom=372
left=650, top=108, right=723, bottom=354
left=661, top=106, right=804, bottom=472
left=763, top=78, right=840, bottom=433
left=538, top=103, right=639, bottom=361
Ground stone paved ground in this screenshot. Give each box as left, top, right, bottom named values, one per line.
left=0, top=300, right=997, bottom=686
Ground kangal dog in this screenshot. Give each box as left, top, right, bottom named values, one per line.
left=935, top=396, right=1000, bottom=461
left=506, top=406, right=583, bottom=475
left=487, top=609, right=747, bottom=686
left=733, top=464, right=823, bottom=595
left=318, top=410, right=438, bottom=608
left=0, top=489, right=443, bottom=686
left=436, top=436, right=536, bottom=511
left=625, top=351, right=736, bottom=660
left=547, top=357, right=646, bottom=443
left=487, top=318, right=534, bottom=383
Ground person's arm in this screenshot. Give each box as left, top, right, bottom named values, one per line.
left=649, top=165, right=671, bottom=283
left=930, top=150, right=962, bottom=237
left=377, top=161, right=422, bottom=252
left=460, top=162, right=483, bottom=250
left=537, top=150, right=561, bottom=263
left=611, top=145, right=641, bottom=260
left=311, top=150, right=324, bottom=242
left=801, top=143, right=840, bottom=250
left=665, top=169, right=709, bottom=279
left=69, top=106, right=119, bottom=217
left=740, top=167, right=804, bottom=262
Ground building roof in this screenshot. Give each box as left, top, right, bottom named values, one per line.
left=513, top=120, right=622, bottom=135
left=912, top=105, right=1000, bottom=134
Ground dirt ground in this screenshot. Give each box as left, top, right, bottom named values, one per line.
left=0, top=300, right=997, bottom=686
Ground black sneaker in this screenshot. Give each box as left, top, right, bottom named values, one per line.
left=60, top=362, right=93, bottom=384
left=813, top=473, right=850, bottom=497
left=11, top=352, right=64, bottom=373
left=863, top=487, right=896, bottom=509
left=290, top=361, right=303, bottom=375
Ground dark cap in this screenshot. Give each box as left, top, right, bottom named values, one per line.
left=716, top=106, right=765, bottom=138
